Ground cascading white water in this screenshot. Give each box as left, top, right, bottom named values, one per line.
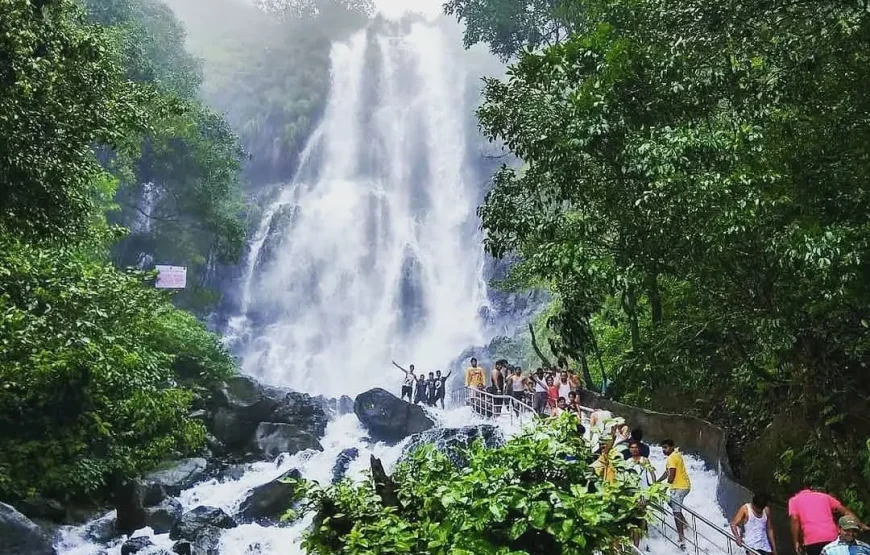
left=225, top=21, right=490, bottom=397
left=53, top=5, right=740, bottom=554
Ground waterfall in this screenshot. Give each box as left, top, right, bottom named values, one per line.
left=226, top=21, right=490, bottom=397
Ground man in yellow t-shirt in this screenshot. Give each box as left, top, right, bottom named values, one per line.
left=658, top=439, right=692, bottom=549
left=465, top=357, right=486, bottom=389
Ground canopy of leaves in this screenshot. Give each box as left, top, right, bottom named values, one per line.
left=295, top=415, right=662, bottom=554
left=0, top=0, right=150, bottom=241
left=0, top=235, right=234, bottom=501
left=443, top=0, right=576, bottom=60
left=472, top=0, right=870, bottom=512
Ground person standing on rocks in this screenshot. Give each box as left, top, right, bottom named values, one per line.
left=731, top=492, right=778, bottom=555
left=414, top=373, right=428, bottom=405
left=392, top=360, right=416, bottom=402
left=657, top=439, right=692, bottom=550
left=426, top=372, right=437, bottom=406
left=789, top=487, right=868, bottom=555
left=432, top=369, right=452, bottom=409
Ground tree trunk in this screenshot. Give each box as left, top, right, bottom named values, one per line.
left=647, top=273, right=662, bottom=325
left=580, top=354, right=598, bottom=393
left=622, top=288, right=641, bottom=350
left=528, top=323, right=553, bottom=368
left=370, top=456, right=398, bottom=509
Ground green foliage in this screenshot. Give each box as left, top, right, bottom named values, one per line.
left=471, top=0, right=870, bottom=511
left=0, top=236, right=234, bottom=501
left=443, top=0, right=576, bottom=61
left=80, top=0, right=248, bottom=312
left=0, top=0, right=151, bottom=241
left=295, top=415, right=662, bottom=554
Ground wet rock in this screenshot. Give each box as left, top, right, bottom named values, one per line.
left=170, top=506, right=236, bottom=542
left=337, top=395, right=354, bottom=415
left=331, top=448, right=359, bottom=483
left=144, top=497, right=183, bottom=535
left=17, top=497, right=65, bottom=523
left=252, top=422, right=323, bottom=459
left=143, top=458, right=208, bottom=501
left=210, top=376, right=327, bottom=453
left=120, top=536, right=153, bottom=555
left=354, top=388, right=434, bottom=442
left=237, top=469, right=301, bottom=523
left=217, top=464, right=247, bottom=483
left=0, top=502, right=56, bottom=555
left=113, top=477, right=146, bottom=536
left=402, top=425, right=504, bottom=467
left=82, top=513, right=116, bottom=544
left=171, top=540, right=193, bottom=555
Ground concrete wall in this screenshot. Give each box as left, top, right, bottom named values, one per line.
left=578, top=392, right=794, bottom=554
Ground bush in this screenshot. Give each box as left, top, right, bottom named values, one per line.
left=0, top=235, right=235, bottom=501
left=293, top=415, right=663, bottom=554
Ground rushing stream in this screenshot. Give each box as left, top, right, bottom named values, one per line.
left=53, top=4, right=733, bottom=554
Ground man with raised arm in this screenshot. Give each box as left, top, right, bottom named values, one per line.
left=392, top=360, right=415, bottom=402
left=432, top=369, right=452, bottom=409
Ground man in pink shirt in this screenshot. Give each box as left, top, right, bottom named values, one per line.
left=789, top=489, right=868, bottom=555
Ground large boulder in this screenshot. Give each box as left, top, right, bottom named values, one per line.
left=120, top=536, right=153, bottom=555
left=252, top=423, right=323, bottom=459
left=144, top=498, right=183, bottom=535
left=211, top=376, right=328, bottom=452
left=143, top=458, right=208, bottom=502
left=170, top=506, right=236, bottom=542
left=17, top=497, right=66, bottom=523
left=331, top=448, right=359, bottom=483
left=0, top=502, right=56, bottom=555
left=237, top=469, right=301, bottom=523
left=402, top=425, right=504, bottom=467
left=354, top=388, right=434, bottom=442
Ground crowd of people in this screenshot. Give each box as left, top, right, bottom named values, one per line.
left=394, top=357, right=870, bottom=555
left=464, top=357, right=586, bottom=417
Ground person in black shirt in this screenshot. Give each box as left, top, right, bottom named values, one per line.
left=426, top=372, right=437, bottom=406
left=414, top=373, right=428, bottom=405
left=621, top=427, right=651, bottom=459
left=432, top=369, right=452, bottom=409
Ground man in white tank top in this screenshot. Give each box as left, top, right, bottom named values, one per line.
left=730, top=492, right=778, bottom=555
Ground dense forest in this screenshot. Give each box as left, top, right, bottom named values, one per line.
left=447, top=0, right=870, bottom=513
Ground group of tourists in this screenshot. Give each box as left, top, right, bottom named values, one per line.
left=394, top=357, right=870, bottom=555
left=392, top=360, right=452, bottom=408
left=464, top=357, right=586, bottom=417
left=583, top=408, right=693, bottom=551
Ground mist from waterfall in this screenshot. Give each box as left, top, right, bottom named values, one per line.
left=225, top=21, right=492, bottom=397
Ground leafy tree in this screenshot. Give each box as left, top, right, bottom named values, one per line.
left=294, top=415, right=662, bottom=554
left=0, top=0, right=150, bottom=241
left=443, top=0, right=576, bottom=60
left=0, top=235, right=234, bottom=501
left=470, top=0, right=870, bottom=511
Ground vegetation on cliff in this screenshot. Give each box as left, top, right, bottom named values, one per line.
left=449, top=0, right=870, bottom=513
left=0, top=0, right=238, bottom=503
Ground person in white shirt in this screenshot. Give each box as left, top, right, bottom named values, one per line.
left=731, top=493, right=778, bottom=555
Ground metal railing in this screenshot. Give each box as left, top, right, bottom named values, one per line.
left=646, top=496, right=760, bottom=555
left=451, top=386, right=539, bottom=425
left=452, top=386, right=757, bottom=555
